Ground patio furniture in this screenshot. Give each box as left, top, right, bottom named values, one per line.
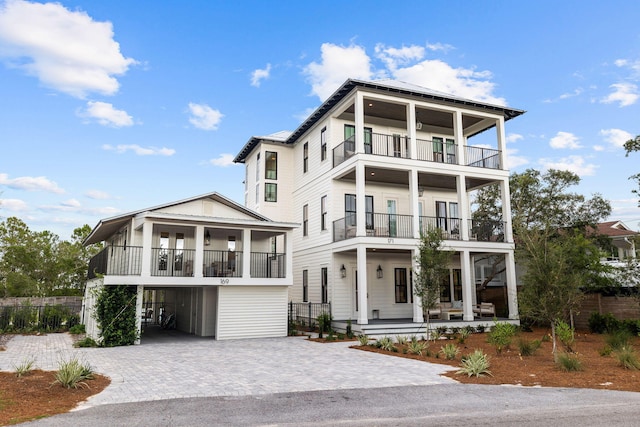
left=473, top=302, right=495, bottom=318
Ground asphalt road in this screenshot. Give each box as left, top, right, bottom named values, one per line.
left=24, top=384, right=640, bottom=426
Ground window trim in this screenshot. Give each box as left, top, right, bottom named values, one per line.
left=321, top=195, right=327, bottom=231
left=303, top=204, right=308, bottom=236
left=302, top=269, right=308, bottom=302
left=394, top=267, right=408, bottom=303
left=320, top=127, right=327, bottom=161
left=303, top=142, right=309, bottom=173
left=321, top=267, right=328, bottom=303
left=264, top=183, right=277, bottom=202
left=265, top=151, right=277, bottom=180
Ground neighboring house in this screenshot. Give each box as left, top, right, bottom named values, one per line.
left=82, top=192, right=297, bottom=342
left=596, top=220, right=638, bottom=265
left=234, top=78, right=525, bottom=335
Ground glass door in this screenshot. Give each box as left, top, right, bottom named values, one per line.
left=387, top=199, right=397, bottom=237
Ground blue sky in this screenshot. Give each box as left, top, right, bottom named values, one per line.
left=1, top=0, right=639, bottom=239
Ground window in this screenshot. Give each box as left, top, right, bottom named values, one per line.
left=365, top=195, right=374, bottom=230
left=452, top=269, right=462, bottom=301
left=320, top=127, right=327, bottom=161
left=449, top=202, right=459, bottom=234
left=265, top=183, right=277, bottom=202
left=159, top=232, right=169, bottom=271
left=440, top=274, right=451, bottom=302
left=364, top=128, right=372, bottom=153
left=395, top=268, right=408, bottom=303
left=174, top=233, right=184, bottom=271
left=303, top=204, right=308, bottom=236
left=436, top=201, right=447, bottom=230
left=321, top=267, right=328, bottom=303
left=344, top=125, right=372, bottom=153
left=433, top=137, right=444, bottom=162
left=255, top=184, right=259, bottom=204
left=302, top=269, right=308, bottom=302
left=321, top=196, right=327, bottom=231
left=265, top=151, right=277, bottom=179
left=393, top=134, right=402, bottom=157
left=345, top=194, right=356, bottom=226
left=303, top=142, right=309, bottom=173
left=256, top=152, right=260, bottom=180
left=445, top=138, right=456, bottom=164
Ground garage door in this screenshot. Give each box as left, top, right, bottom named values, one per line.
left=217, top=286, right=288, bottom=340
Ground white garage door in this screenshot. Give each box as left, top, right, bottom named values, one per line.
left=217, top=286, right=288, bottom=340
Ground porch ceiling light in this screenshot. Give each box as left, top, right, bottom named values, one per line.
left=205, top=230, right=211, bottom=246
left=377, top=264, right=383, bottom=279
left=340, top=264, right=347, bottom=278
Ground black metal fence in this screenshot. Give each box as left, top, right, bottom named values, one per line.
left=288, top=301, right=331, bottom=331
left=0, top=304, right=82, bottom=333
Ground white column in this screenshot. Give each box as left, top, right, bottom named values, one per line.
left=453, top=110, right=464, bottom=165
left=357, top=245, right=368, bottom=324
left=409, top=169, right=420, bottom=239
left=500, top=179, right=514, bottom=243
left=242, top=228, right=252, bottom=278
left=285, top=230, right=293, bottom=280
left=412, top=247, right=424, bottom=323
left=355, top=92, right=365, bottom=153
left=356, top=162, right=366, bottom=237
left=457, top=174, right=470, bottom=241
left=504, top=251, right=519, bottom=319
left=194, top=224, right=204, bottom=278
left=496, top=117, right=507, bottom=170
left=140, top=221, right=153, bottom=277
left=460, top=250, right=475, bottom=321
left=407, top=102, right=417, bottom=160
left=134, top=285, right=144, bottom=345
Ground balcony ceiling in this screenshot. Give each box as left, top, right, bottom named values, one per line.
left=338, top=167, right=495, bottom=191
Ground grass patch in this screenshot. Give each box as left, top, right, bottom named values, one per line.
left=556, top=352, right=583, bottom=372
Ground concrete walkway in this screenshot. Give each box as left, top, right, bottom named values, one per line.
left=1, top=332, right=456, bottom=410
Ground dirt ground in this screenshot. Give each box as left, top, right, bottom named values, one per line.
left=1, top=328, right=639, bottom=425
left=353, top=327, right=640, bottom=392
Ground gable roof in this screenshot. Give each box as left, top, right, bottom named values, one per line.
left=234, top=78, right=525, bottom=163
left=597, top=221, right=639, bottom=238
left=84, top=192, right=276, bottom=245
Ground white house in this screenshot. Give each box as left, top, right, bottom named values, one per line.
left=234, top=78, right=525, bottom=335
left=83, top=192, right=297, bottom=342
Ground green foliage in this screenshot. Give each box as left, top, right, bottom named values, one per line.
left=346, top=318, right=354, bottom=339
left=518, top=338, right=541, bottom=356
left=69, top=324, right=86, bottom=335
left=458, top=326, right=473, bottom=344
left=475, top=324, right=487, bottom=333
left=13, top=357, right=36, bottom=377
left=39, top=304, right=72, bottom=332
left=487, top=321, right=517, bottom=354
left=357, top=334, right=369, bottom=346
left=377, top=336, right=396, bottom=352
left=555, top=320, right=575, bottom=352
left=556, top=352, right=583, bottom=372
left=588, top=312, right=619, bottom=334
left=614, top=345, right=640, bottom=370
left=395, top=335, right=408, bottom=345
left=95, top=285, right=139, bottom=347
left=599, top=345, right=613, bottom=357
left=52, top=357, right=94, bottom=389
left=74, top=337, right=99, bottom=348
left=457, top=349, right=492, bottom=377
left=407, top=339, right=428, bottom=356
left=316, top=311, right=333, bottom=339
left=606, top=330, right=632, bottom=351
left=440, top=343, right=460, bottom=360
left=12, top=304, right=36, bottom=332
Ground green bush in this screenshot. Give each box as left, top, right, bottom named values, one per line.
left=69, top=324, right=86, bottom=335
left=556, top=352, right=583, bottom=372
left=95, top=285, right=139, bottom=347
left=377, top=336, right=396, bottom=352
left=555, top=320, right=575, bottom=352
left=74, top=337, right=99, bottom=348
left=0, top=306, right=12, bottom=331
left=588, top=312, right=619, bottom=334
left=13, top=357, right=36, bottom=377
left=357, top=334, right=369, bottom=346
left=487, top=321, right=518, bottom=354
left=457, top=349, right=492, bottom=377
left=458, top=327, right=473, bottom=344
left=12, top=305, right=36, bottom=332
left=615, top=346, right=640, bottom=370
left=39, top=305, right=71, bottom=332
left=395, top=335, right=408, bottom=345
left=440, top=343, right=460, bottom=360
left=316, top=311, right=333, bottom=339
left=606, top=330, right=632, bottom=351
left=518, top=338, right=541, bottom=356
left=53, top=357, right=94, bottom=389
left=407, top=339, right=428, bottom=356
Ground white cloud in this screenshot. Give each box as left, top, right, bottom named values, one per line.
left=85, top=189, right=111, bottom=199
left=506, top=133, right=523, bottom=143
left=79, top=101, right=133, bottom=127
left=0, top=0, right=136, bottom=98
left=102, top=144, right=175, bottom=156
left=601, top=82, right=639, bottom=107
left=208, top=154, right=236, bottom=167
left=303, top=43, right=373, bottom=100
left=375, top=43, right=425, bottom=70
left=539, top=155, right=597, bottom=176
left=549, top=131, right=582, bottom=149
left=188, top=102, right=223, bottom=130
left=543, top=88, right=584, bottom=103
left=0, top=173, right=64, bottom=193
left=599, top=128, right=633, bottom=149
left=425, top=42, right=454, bottom=52
left=294, top=106, right=317, bottom=123
left=505, top=148, right=528, bottom=169
left=614, top=58, right=640, bottom=74
left=251, top=63, right=271, bottom=87
left=60, top=198, right=81, bottom=208
left=0, top=198, right=28, bottom=211
left=593, top=145, right=605, bottom=152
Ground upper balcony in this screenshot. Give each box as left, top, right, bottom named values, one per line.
left=332, top=132, right=500, bottom=169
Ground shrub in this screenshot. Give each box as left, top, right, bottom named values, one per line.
left=556, top=353, right=583, bottom=372
left=13, top=357, right=36, bottom=377
left=458, top=327, right=472, bottom=344
left=615, top=346, right=640, bottom=370
left=395, top=335, right=408, bottom=346
left=346, top=319, right=354, bottom=339
left=39, top=305, right=71, bottom=332
left=357, top=334, right=369, bottom=346
left=440, top=343, right=460, bottom=360
left=429, top=329, right=443, bottom=341
left=12, top=305, right=36, bottom=332
left=588, top=312, right=619, bottom=334
left=555, top=320, right=575, bottom=352
left=436, top=326, right=448, bottom=337
left=95, top=285, right=139, bottom=346
left=518, top=338, right=541, bottom=356
left=74, top=337, right=99, bottom=348
left=377, top=336, right=396, bottom=352
left=68, top=323, right=85, bottom=335
left=316, top=311, right=333, bottom=339
left=475, top=324, right=486, bottom=333
left=599, top=345, right=613, bottom=357
left=407, top=339, right=428, bottom=356
left=457, top=349, right=492, bottom=377
left=52, top=357, right=94, bottom=389
left=606, top=330, right=632, bottom=351
left=487, top=321, right=517, bottom=354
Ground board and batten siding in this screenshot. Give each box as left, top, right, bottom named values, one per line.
left=216, top=286, right=288, bottom=340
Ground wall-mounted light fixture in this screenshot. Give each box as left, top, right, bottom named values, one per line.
left=205, top=230, right=211, bottom=246
left=377, top=264, right=383, bottom=279
left=340, top=264, right=347, bottom=278
left=418, top=187, right=424, bottom=197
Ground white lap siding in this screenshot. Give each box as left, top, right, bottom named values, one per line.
left=216, top=286, right=288, bottom=340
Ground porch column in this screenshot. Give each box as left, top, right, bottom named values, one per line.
left=460, top=250, right=475, bottom=321
left=504, top=251, right=519, bottom=319
left=357, top=245, right=368, bottom=324
left=355, top=91, right=365, bottom=153
left=285, top=230, right=293, bottom=280
left=356, top=162, right=366, bottom=237
left=140, top=221, right=153, bottom=277
left=134, top=285, right=144, bottom=345
left=500, top=179, right=514, bottom=243
left=412, top=247, right=424, bottom=323
left=495, top=117, right=507, bottom=170
left=409, top=169, right=420, bottom=239
left=242, top=228, right=252, bottom=278
left=194, top=224, right=204, bottom=278
left=453, top=110, right=464, bottom=165
left=456, top=174, right=470, bottom=241
left=407, top=102, right=417, bottom=160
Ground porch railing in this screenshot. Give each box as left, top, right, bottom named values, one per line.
left=151, top=248, right=196, bottom=277
left=288, top=301, right=331, bottom=331
left=370, top=133, right=410, bottom=159
left=416, top=139, right=458, bottom=164
left=419, top=216, right=461, bottom=240
left=333, top=213, right=413, bottom=242
left=469, top=219, right=506, bottom=242
left=87, top=245, right=143, bottom=279
left=466, top=146, right=501, bottom=169
left=203, top=250, right=242, bottom=277
left=250, top=252, right=286, bottom=278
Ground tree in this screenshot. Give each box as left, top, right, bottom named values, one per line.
left=413, top=227, right=454, bottom=335
left=624, top=134, right=640, bottom=206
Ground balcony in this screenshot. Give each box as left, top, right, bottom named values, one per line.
left=87, top=246, right=287, bottom=280
left=332, top=132, right=501, bottom=170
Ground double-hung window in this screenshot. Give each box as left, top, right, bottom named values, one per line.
left=302, top=270, right=308, bottom=302
left=303, top=204, right=308, bottom=236
left=265, top=151, right=277, bottom=179
left=320, top=127, right=327, bottom=161
left=303, top=142, right=309, bottom=173
left=321, top=267, right=328, bottom=303
left=321, top=196, right=327, bottom=231
left=395, top=268, right=408, bottom=303
left=265, top=183, right=277, bottom=202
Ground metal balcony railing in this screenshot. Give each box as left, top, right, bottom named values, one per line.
left=87, top=245, right=143, bottom=279
left=250, top=252, right=286, bottom=278
left=466, top=146, right=501, bottom=169
left=333, top=213, right=413, bottom=241
left=203, top=250, right=242, bottom=277
left=418, top=216, right=462, bottom=240
left=469, top=219, right=506, bottom=242
left=151, top=248, right=196, bottom=277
